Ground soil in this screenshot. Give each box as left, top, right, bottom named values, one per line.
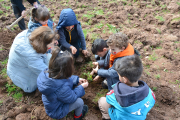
left=0, top=0, right=180, bottom=120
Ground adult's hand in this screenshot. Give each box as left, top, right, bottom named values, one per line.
left=33, top=2, right=38, bottom=8
left=21, top=10, right=27, bottom=17
left=70, top=46, right=77, bottom=54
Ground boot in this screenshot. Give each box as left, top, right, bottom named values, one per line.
left=74, top=105, right=88, bottom=120
left=101, top=79, right=108, bottom=89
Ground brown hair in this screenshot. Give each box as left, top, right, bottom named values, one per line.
left=32, top=5, right=50, bottom=22
left=48, top=47, right=74, bottom=79
left=29, top=26, right=55, bottom=54
left=107, top=32, right=129, bottom=49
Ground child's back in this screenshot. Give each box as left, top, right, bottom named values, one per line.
left=37, top=47, right=88, bottom=120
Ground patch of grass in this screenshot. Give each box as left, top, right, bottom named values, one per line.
left=0, top=100, right=3, bottom=106
left=155, top=74, right=160, bottom=79
left=5, top=83, right=22, bottom=96
left=0, top=68, right=8, bottom=79
left=156, top=46, right=162, bottom=49
left=95, top=23, right=104, bottom=29
left=176, top=48, right=180, bottom=52
left=95, top=9, right=104, bottom=15
left=0, top=10, right=3, bottom=15
left=145, top=70, right=150, bottom=76
left=175, top=80, right=180, bottom=85
left=81, top=72, right=93, bottom=82
left=155, top=16, right=165, bottom=22
left=0, top=58, right=8, bottom=65
left=83, top=14, right=94, bottom=19
left=12, top=93, right=23, bottom=102
left=163, top=68, right=168, bottom=72
left=83, top=29, right=88, bottom=39
left=145, top=65, right=150, bottom=69
left=92, top=89, right=108, bottom=103
left=148, top=52, right=158, bottom=61
left=152, top=87, right=157, bottom=91
left=161, top=4, right=166, bottom=8
left=156, top=28, right=161, bottom=34
left=171, top=17, right=180, bottom=22
left=134, top=40, right=143, bottom=44
left=107, top=24, right=118, bottom=34
left=177, top=2, right=180, bottom=6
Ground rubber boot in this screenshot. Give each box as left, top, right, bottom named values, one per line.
left=74, top=105, right=88, bottom=120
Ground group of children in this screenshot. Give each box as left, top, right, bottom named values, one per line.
left=22, top=4, right=155, bottom=120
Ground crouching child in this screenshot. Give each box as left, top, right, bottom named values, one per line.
left=98, top=55, right=156, bottom=120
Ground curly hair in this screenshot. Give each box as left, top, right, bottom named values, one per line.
left=107, top=32, right=128, bottom=49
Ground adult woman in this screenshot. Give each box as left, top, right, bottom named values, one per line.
left=7, top=26, right=55, bottom=93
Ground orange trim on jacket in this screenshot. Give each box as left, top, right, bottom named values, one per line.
left=42, top=24, right=48, bottom=26
left=109, top=43, right=134, bottom=67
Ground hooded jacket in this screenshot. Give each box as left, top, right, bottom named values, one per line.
left=7, top=30, right=48, bottom=92
left=37, top=69, right=85, bottom=119
left=28, top=18, right=53, bottom=33
left=56, top=8, right=86, bottom=50
left=106, top=81, right=155, bottom=120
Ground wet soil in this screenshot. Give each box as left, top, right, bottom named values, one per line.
left=0, top=0, right=180, bottom=120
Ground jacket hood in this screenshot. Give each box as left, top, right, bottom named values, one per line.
left=114, top=80, right=149, bottom=107
left=56, top=8, right=79, bottom=30
left=28, top=18, right=42, bottom=32
left=37, top=69, right=61, bottom=95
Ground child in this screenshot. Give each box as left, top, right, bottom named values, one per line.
left=92, top=32, right=135, bottom=90
left=98, top=55, right=156, bottom=120
left=37, top=47, right=88, bottom=120
left=28, top=5, right=53, bottom=32
left=56, top=8, right=88, bottom=58
left=91, top=39, right=110, bottom=82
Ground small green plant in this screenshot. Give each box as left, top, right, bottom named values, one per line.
left=5, top=83, right=22, bottom=95
left=145, top=70, right=150, bottom=76
left=177, top=48, right=180, bottom=52
left=152, top=87, right=157, bottom=91
left=12, top=93, right=23, bottom=102
left=81, top=72, right=93, bottom=82
left=155, top=74, right=160, bottom=79
left=0, top=100, right=3, bottom=106
left=177, top=2, right=180, bottom=6
left=171, top=17, right=180, bottom=22
left=92, top=89, right=108, bottom=103
left=161, top=4, right=166, bottom=8
left=0, top=68, right=7, bottom=79
left=95, top=9, right=104, bottom=15
left=0, top=58, right=8, bottom=65
left=156, top=28, right=161, bottom=34
left=148, top=52, right=158, bottom=61
left=107, top=24, right=118, bottom=34
left=134, top=40, right=143, bottom=44
left=145, top=65, right=150, bottom=69
left=95, top=23, right=104, bottom=29
left=87, top=61, right=93, bottom=68
left=156, top=46, right=162, bottom=49
left=155, top=103, right=159, bottom=107
left=0, top=10, right=3, bottom=15
left=175, top=80, right=180, bottom=84
left=83, top=14, right=94, bottom=19
left=83, top=29, right=88, bottom=39
left=155, top=16, right=165, bottom=22
left=163, top=69, right=168, bottom=72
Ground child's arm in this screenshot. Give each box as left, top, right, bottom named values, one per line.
left=56, top=82, right=85, bottom=104
left=76, top=24, right=86, bottom=50
left=97, top=67, right=118, bottom=79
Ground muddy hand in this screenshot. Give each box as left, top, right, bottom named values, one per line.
left=93, top=75, right=100, bottom=81
left=79, top=78, right=86, bottom=84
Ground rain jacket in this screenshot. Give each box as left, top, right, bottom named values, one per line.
left=28, top=18, right=53, bottom=32
left=37, top=69, right=85, bottom=119
left=56, top=8, right=86, bottom=50
left=106, top=81, right=156, bottom=120
left=7, top=30, right=48, bottom=93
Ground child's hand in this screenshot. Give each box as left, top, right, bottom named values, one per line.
left=54, top=40, right=59, bottom=46
left=21, top=10, right=27, bottom=17
left=93, top=65, right=99, bottom=73
left=82, top=50, right=88, bottom=56
left=92, top=62, right=98, bottom=66
left=81, top=81, right=88, bottom=88
left=93, top=75, right=100, bottom=81
left=90, top=70, right=94, bottom=76
left=70, top=46, right=77, bottom=54
left=79, top=78, right=86, bottom=84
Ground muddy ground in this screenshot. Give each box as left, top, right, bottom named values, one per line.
left=0, top=0, right=180, bottom=120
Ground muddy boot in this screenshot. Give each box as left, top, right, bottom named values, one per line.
left=74, top=105, right=88, bottom=120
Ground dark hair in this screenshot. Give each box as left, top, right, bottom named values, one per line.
left=107, top=32, right=128, bottom=49
left=91, top=39, right=108, bottom=54
left=115, top=55, right=143, bottom=83
left=32, top=5, right=50, bottom=22
left=48, top=47, right=74, bottom=79
left=29, top=26, right=55, bottom=54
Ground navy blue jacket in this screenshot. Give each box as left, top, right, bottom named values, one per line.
left=37, top=69, right=85, bottom=119
left=56, top=8, right=86, bottom=50
left=96, top=50, right=111, bottom=69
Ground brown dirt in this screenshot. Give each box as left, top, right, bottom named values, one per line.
left=0, top=0, right=180, bottom=120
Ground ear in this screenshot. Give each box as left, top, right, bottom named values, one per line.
left=103, top=48, right=107, bottom=51
left=122, top=77, right=127, bottom=83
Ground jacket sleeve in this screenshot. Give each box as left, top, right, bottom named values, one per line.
left=58, top=29, right=71, bottom=49
left=71, top=75, right=79, bottom=86
left=56, top=84, right=85, bottom=104
left=97, top=66, right=118, bottom=78
left=97, top=60, right=105, bottom=68
left=27, top=56, right=48, bottom=76
left=77, top=24, right=86, bottom=50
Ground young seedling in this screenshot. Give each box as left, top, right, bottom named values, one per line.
left=155, top=74, right=160, bottom=79
left=152, top=87, right=157, bottom=91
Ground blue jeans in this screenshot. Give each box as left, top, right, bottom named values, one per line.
left=69, top=98, right=84, bottom=116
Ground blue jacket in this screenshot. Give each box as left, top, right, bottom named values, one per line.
left=7, top=30, right=48, bottom=92
left=37, top=69, right=85, bottom=119
left=56, top=8, right=86, bottom=50
left=96, top=50, right=110, bottom=69
left=106, top=81, right=155, bottom=120
left=28, top=18, right=53, bottom=33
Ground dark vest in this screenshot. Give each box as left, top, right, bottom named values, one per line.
left=63, top=24, right=78, bottom=45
